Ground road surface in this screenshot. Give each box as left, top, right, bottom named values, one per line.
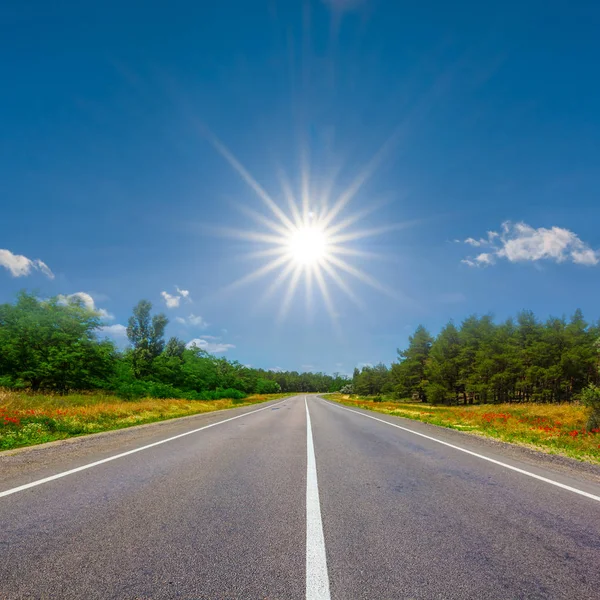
left=1, top=395, right=599, bottom=599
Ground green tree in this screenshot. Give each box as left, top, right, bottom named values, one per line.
left=391, top=325, right=433, bottom=401
left=255, top=378, right=281, bottom=394
left=425, top=322, right=462, bottom=404
left=164, top=336, right=186, bottom=358
left=581, top=339, right=600, bottom=430
left=0, top=292, right=115, bottom=392
left=353, top=364, right=391, bottom=396
left=126, top=300, right=168, bottom=378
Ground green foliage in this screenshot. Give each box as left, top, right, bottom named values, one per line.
left=424, top=322, right=462, bottom=405
left=0, top=292, right=116, bottom=392
left=581, top=339, right=600, bottom=430
left=353, top=363, right=391, bottom=396
left=424, top=382, right=447, bottom=405
left=2, top=292, right=598, bottom=410
left=350, top=310, right=600, bottom=406
left=391, top=325, right=433, bottom=401
left=0, top=292, right=350, bottom=399
left=126, top=300, right=169, bottom=378
left=164, top=336, right=186, bottom=358
left=581, top=385, right=600, bottom=430
left=255, top=378, right=282, bottom=394
left=398, top=311, right=600, bottom=405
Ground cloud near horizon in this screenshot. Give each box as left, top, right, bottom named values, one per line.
left=57, top=292, right=114, bottom=320
left=161, top=286, right=192, bottom=309
left=461, top=222, right=599, bottom=268
left=0, top=249, right=54, bottom=279
left=176, top=313, right=209, bottom=328
left=97, top=324, right=127, bottom=339
left=186, top=338, right=235, bottom=354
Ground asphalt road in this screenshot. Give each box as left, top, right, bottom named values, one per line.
left=1, top=395, right=599, bottom=599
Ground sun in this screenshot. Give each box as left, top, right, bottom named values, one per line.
left=287, top=223, right=329, bottom=265
left=206, top=132, right=405, bottom=323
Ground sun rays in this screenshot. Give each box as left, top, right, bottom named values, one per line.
left=209, top=134, right=406, bottom=324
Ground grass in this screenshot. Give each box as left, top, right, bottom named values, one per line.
left=0, top=389, right=290, bottom=451
left=323, top=393, right=600, bottom=464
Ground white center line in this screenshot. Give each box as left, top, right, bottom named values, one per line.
left=305, top=396, right=331, bottom=600
left=320, top=398, right=600, bottom=503
left=0, top=398, right=288, bottom=499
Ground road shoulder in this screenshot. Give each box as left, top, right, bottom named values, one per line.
left=0, top=396, right=289, bottom=489
left=318, top=395, right=600, bottom=485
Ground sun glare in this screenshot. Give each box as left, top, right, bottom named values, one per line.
left=288, top=225, right=328, bottom=265
left=207, top=132, right=406, bottom=323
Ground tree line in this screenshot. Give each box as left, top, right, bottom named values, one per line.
left=3, top=292, right=600, bottom=417
left=0, top=292, right=349, bottom=398
left=352, top=310, right=600, bottom=405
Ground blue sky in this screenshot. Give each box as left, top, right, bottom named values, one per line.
left=2, top=0, right=599, bottom=375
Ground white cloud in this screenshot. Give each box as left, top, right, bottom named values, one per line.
left=0, top=249, right=54, bottom=279
left=335, top=362, right=344, bottom=367
left=461, top=254, right=493, bottom=267
left=268, top=366, right=283, bottom=372
left=57, top=292, right=114, bottom=320
left=188, top=314, right=208, bottom=327
left=476, top=252, right=495, bottom=265
left=161, top=291, right=181, bottom=308
left=98, top=324, right=127, bottom=339
left=571, top=248, right=599, bottom=266
left=186, top=338, right=235, bottom=354
left=461, top=222, right=599, bottom=267
left=301, top=364, right=315, bottom=371
left=175, top=313, right=209, bottom=328
left=498, top=222, right=598, bottom=265
left=161, top=286, right=193, bottom=309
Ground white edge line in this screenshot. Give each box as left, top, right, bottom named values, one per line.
left=0, top=398, right=289, bottom=499
left=319, top=398, right=600, bottom=503
left=305, top=396, right=331, bottom=600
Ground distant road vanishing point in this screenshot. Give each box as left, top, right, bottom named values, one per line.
left=1, top=395, right=599, bottom=599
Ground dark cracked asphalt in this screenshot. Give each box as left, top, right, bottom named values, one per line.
left=1, top=394, right=599, bottom=599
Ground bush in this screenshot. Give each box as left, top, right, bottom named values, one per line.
left=113, top=380, right=247, bottom=402
left=203, top=388, right=246, bottom=400
left=146, top=382, right=180, bottom=399
left=0, top=376, right=27, bottom=389
left=581, top=384, right=600, bottom=431
left=255, top=378, right=281, bottom=394
left=425, top=382, right=448, bottom=405
left=113, top=380, right=153, bottom=400
left=178, top=388, right=247, bottom=401
left=372, top=395, right=383, bottom=403
left=340, top=384, right=353, bottom=395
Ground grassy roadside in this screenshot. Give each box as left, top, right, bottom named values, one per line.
left=0, top=389, right=292, bottom=451
left=323, top=393, right=600, bottom=464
